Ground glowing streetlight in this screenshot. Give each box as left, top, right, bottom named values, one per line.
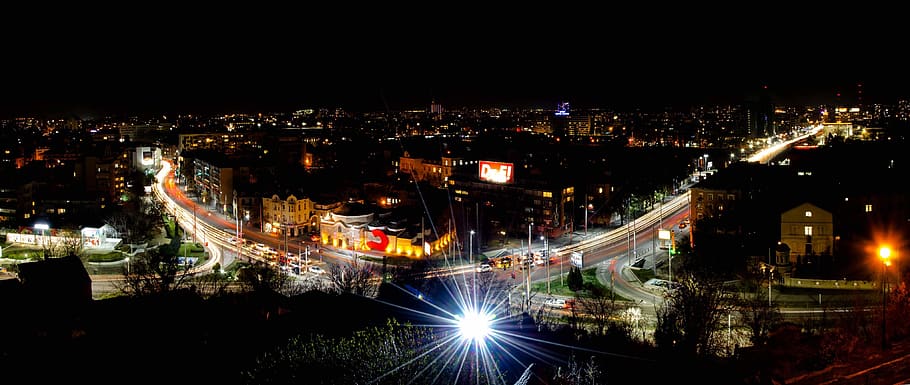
left=34, top=223, right=49, bottom=255
left=879, top=245, right=892, bottom=350
left=469, top=230, right=475, bottom=265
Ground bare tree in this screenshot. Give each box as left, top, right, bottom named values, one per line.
left=57, top=229, right=83, bottom=257
left=328, top=257, right=379, bottom=297
left=117, top=246, right=193, bottom=297
left=737, top=290, right=782, bottom=346
left=552, top=354, right=604, bottom=385
left=654, top=271, right=736, bottom=357
left=236, top=261, right=297, bottom=294
left=576, top=284, right=622, bottom=336
left=35, top=229, right=81, bottom=259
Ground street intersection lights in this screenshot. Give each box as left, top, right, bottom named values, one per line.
left=879, top=246, right=892, bottom=350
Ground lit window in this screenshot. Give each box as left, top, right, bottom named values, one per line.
left=865, top=204, right=872, bottom=213
left=543, top=191, right=552, bottom=198
left=804, top=226, right=813, bottom=236
left=804, top=210, right=812, bottom=217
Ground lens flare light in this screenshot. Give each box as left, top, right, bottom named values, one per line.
left=456, top=310, right=493, bottom=342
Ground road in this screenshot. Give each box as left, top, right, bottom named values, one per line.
left=504, top=129, right=820, bottom=315
left=153, top=160, right=341, bottom=275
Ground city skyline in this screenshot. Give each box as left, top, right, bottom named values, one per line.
left=2, top=75, right=899, bottom=119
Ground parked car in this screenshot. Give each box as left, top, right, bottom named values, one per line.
left=476, top=263, right=492, bottom=273
left=308, top=265, right=325, bottom=274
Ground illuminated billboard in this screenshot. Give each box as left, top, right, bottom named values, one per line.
left=479, top=161, right=514, bottom=184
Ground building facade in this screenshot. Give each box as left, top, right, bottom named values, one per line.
left=261, top=194, right=320, bottom=237
left=780, top=202, right=834, bottom=266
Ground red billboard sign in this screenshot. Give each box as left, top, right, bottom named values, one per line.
left=366, top=229, right=389, bottom=251
left=479, top=161, right=514, bottom=184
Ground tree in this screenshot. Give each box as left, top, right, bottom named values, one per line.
left=552, top=354, right=603, bottom=385
left=567, top=267, right=583, bottom=292
left=737, top=267, right=783, bottom=346
left=241, top=319, right=452, bottom=385
left=328, top=257, right=379, bottom=297
left=236, top=261, right=309, bottom=296
left=654, top=271, right=736, bottom=358
left=117, top=246, right=193, bottom=297
left=38, top=229, right=82, bottom=259
left=576, top=283, right=622, bottom=336
left=104, top=202, right=160, bottom=245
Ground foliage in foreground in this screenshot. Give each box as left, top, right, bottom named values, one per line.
left=242, top=319, right=460, bottom=385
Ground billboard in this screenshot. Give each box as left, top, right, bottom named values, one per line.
left=570, top=251, right=583, bottom=268
left=479, top=161, right=514, bottom=184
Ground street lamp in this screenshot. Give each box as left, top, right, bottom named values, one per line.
left=879, top=245, right=892, bottom=350
left=469, top=230, right=475, bottom=265
left=193, top=202, right=197, bottom=244
left=34, top=223, right=49, bottom=257
left=541, top=235, right=549, bottom=295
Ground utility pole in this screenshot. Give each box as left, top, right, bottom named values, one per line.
left=542, top=235, right=550, bottom=295
left=527, top=222, right=532, bottom=311
left=236, top=199, right=242, bottom=263
left=584, top=194, right=588, bottom=236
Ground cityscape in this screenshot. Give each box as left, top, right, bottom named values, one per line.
left=1, top=79, right=909, bottom=385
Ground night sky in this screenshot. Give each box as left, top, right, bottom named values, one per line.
left=2, top=10, right=907, bottom=119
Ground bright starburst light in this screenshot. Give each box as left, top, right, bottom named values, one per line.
left=456, top=309, right=493, bottom=342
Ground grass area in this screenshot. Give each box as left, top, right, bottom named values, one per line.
left=0, top=248, right=43, bottom=260
left=630, top=268, right=656, bottom=283
left=85, top=251, right=126, bottom=263
left=358, top=255, right=414, bottom=266
left=530, top=267, right=630, bottom=301
left=178, top=243, right=206, bottom=257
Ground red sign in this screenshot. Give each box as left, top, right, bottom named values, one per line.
left=479, top=161, right=514, bottom=184
left=366, top=229, right=389, bottom=251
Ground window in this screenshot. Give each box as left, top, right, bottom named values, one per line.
left=805, top=210, right=813, bottom=217
left=804, top=226, right=813, bottom=236
left=865, top=204, right=872, bottom=213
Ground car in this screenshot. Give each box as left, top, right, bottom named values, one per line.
left=307, top=265, right=325, bottom=274
left=476, top=263, right=492, bottom=273
left=227, top=237, right=239, bottom=245
left=544, top=297, right=575, bottom=309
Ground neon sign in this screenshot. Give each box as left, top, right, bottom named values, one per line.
left=479, top=161, right=514, bottom=184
